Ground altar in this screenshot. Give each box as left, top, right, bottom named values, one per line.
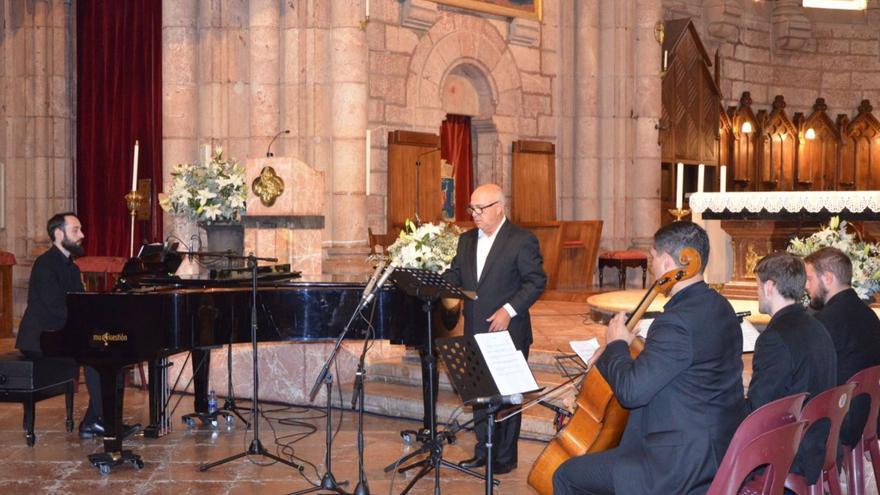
left=690, top=191, right=880, bottom=299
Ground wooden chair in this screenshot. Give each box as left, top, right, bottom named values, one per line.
left=843, top=365, right=880, bottom=495
left=707, top=421, right=807, bottom=495
left=784, top=383, right=855, bottom=495
left=598, top=249, right=648, bottom=289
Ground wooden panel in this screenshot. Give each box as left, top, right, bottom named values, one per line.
left=757, top=96, right=797, bottom=191
left=660, top=19, right=721, bottom=166
left=387, top=130, right=442, bottom=231
left=521, top=221, right=562, bottom=290
left=511, top=140, right=556, bottom=223
left=844, top=100, right=880, bottom=191
left=555, top=220, right=603, bottom=290
left=0, top=265, right=12, bottom=338
left=794, top=98, right=840, bottom=191
left=730, top=92, right=759, bottom=192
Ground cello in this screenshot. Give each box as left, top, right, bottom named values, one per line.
left=527, top=247, right=702, bottom=495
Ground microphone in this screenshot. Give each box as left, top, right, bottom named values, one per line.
left=361, top=258, right=387, bottom=300
left=266, top=129, right=290, bottom=157
left=363, top=263, right=396, bottom=305
left=468, top=393, right=523, bottom=406
left=537, top=399, right=572, bottom=418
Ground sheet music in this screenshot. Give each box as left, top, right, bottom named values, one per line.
left=474, top=331, right=539, bottom=396
left=741, top=319, right=760, bottom=353
left=569, top=338, right=601, bottom=364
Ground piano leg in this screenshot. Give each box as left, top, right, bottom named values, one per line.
left=87, top=364, right=143, bottom=475
left=145, top=358, right=172, bottom=438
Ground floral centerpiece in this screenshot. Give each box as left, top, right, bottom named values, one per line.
left=787, top=216, right=880, bottom=300
left=387, top=220, right=462, bottom=272
left=159, top=148, right=247, bottom=224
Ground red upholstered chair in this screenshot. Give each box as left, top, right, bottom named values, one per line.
left=707, top=421, right=807, bottom=495
left=597, top=249, right=648, bottom=289
left=0, top=251, right=16, bottom=339
left=784, top=383, right=855, bottom=495
left=843, top=365, right=880, bottom=495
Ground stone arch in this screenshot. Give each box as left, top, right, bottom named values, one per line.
left=404, top=18, right=526, bottom=190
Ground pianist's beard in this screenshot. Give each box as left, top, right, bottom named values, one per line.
left=62, top=234, right=85, bottom=257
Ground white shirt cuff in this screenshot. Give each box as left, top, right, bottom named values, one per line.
left=503, top=303, right=517, bottom=318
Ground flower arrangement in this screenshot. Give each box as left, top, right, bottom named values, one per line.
left=787, top=216, right=880, bottom=300
left=159, top=148, right=247, bottom=224
left=387, top=220, right=462, bottom=272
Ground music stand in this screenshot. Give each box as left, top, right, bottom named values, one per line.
left=382, top=268, right=484, bottom=495
left=435, top=335, right=539, bottom=495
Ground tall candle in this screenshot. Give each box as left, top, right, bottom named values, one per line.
left=720, top=165, right=727, bottom=193
left=365, top=129, right=371, bottom=196
left=204, top=144, right=211, bottom=164
left=663, top=50, right=668, bottom=71
left=697, top=164, right=705, bottom=193
left=365, top=0, right=370, bottom=18
left=131, top=140, right=140, bottom=192
left=675, top=162, right=684, bottom=210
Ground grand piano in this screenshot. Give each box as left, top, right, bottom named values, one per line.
left=41, top=256, right=455, bottom=474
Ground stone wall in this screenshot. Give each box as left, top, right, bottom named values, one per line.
left=0, top=0, right=76, bottom=321
left=663, top=0, right=880, bottom=117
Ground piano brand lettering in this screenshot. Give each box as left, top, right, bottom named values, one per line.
left=92, top=332, right=129, bottom=346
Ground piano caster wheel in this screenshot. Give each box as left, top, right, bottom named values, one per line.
left=225, top=414, right=234, bottom=426
left=26, top=432, right=35, bottom=447
left=99, top=464, right=111, bottom=476
left=209, top=419, right=219, bottom=429
left=183, top=416, right=197, bottom=429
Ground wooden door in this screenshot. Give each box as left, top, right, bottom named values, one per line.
left=511, top=140, right=556, bottom=223
left=387, top=130, right=442, bottom=231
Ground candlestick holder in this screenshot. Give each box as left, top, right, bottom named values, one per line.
left=668, top=208, right=691, bottom=221
left=359, top=16, right=370, bottom=30
left=125, top=190, right=143, bottom=257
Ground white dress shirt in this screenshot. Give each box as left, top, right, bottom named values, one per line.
left=477, top=217, right=517, bottom=318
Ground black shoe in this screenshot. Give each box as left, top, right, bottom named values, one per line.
left=79, top=421, right=141, bottom=439
left=458, top=456, right=486, bottom=469
left=492, top=462, right=517, bottom=475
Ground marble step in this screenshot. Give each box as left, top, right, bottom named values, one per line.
left=342, top=379, right=561, bottom=441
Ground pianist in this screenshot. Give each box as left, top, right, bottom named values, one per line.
left=15, top=212, right=137, bottom=439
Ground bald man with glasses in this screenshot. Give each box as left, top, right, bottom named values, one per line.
left=443, top=183, right=547, bottom=474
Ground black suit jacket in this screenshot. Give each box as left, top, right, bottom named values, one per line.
left=814, top=288, right=880, bottom=447
left=746, top=303, right=837, bottom=484
left=596, top=281, right=746, bottom=495
left=443, top=219, right=546, bottom=350
left=15, top=246, right=84, bottom=354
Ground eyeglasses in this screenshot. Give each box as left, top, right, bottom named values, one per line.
left=466, top=201, right=499, bottom=216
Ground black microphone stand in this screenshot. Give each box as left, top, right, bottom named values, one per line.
left=290, top=269, right=388, bottom=495
left=199, top=253, right=305, bottom=473
left=349, top=297, right=380, bottom=495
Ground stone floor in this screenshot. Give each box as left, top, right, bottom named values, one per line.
left=0, top=385, right=549, bottom=494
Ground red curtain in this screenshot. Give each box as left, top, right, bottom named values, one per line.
left=440, top=115, right=473, bottom=220
left=76, top=0, right=162, bottom=257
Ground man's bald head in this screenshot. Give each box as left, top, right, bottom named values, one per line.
left=468, top=183, right=506, bottom=235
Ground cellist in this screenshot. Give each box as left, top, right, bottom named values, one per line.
left=553, top=222, right=746, bottom=495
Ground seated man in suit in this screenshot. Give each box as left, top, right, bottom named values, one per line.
left=16, top=212, right=138, bottom=439
left=805, top=247, right=880, bottom=449
left=746, top=251, right=836, bottom=485
left=443, top=183, right=547, bottom=474
left=553, top=221, right=746, bottom=495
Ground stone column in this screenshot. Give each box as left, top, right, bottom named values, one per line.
left=249, top=0, right=280, bottom=155
left=328, top=2, right=368, bottom=247
left=30, top=0, right=51, bottom=252
left=573, top=0, right=600, bottom=220
left=162, top=0, right=199, bottom=241
left=629, top=0, right=663, bottom=249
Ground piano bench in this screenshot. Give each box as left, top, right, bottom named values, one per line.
left=0, top=352, right=76, bottom=446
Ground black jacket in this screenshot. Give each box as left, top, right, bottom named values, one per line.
left=595, top=281, right=746, bottom=495
left=746, top=303, right=837, bottom=484
left=15, top=246, right=84, bottom=354
left=814, top=288, right=880, bottom=447
left=442, top=219, right=546, bottom=351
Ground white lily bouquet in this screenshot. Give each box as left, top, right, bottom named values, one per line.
left=787, top=216, right=880, bottom=300
left=387, top=220, right=462, bottom=272
left=159, top=148, right=247, bottom=224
